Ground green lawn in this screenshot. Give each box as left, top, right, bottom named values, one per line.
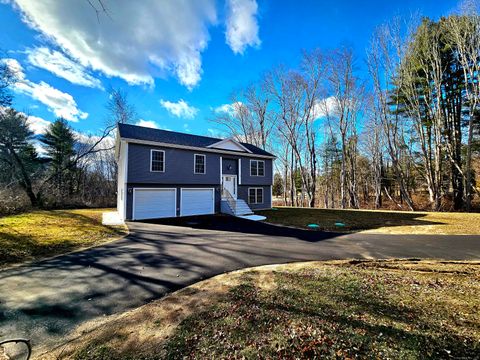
left=257, top=207, right=480, bottom=234
left=0, top=208, right=127, bottom=268
left=49, top=260, right=480, bottom=360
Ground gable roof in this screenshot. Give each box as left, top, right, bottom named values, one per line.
left=117, top=123, right=275, bottom=158
left=206, top=138, right=252, bottom=153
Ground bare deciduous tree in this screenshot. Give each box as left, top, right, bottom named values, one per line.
left=323, top=48, right=363, bottom=209
left=367, top=18, right=416, bottom=210
left=265, top=50, right=327, bottom=207
left=212, top=80, right=274, bottom=150
left=106, top=88, right=137, bottom=127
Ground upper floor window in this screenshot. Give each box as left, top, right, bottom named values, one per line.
left=194, top=154, right=206, bottom=174
left=250, top=160, right=265, bottom=176
left=150, top=150, right=165, bottom=172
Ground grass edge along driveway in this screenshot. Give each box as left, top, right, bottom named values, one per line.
left=43, top=259, right=480, bottom=360
left=257, top=207, right=480, bottom=235
left=0, top=208, right=127, bottom=268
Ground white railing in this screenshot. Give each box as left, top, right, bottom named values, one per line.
left=221, top=186, right=237, bottom=215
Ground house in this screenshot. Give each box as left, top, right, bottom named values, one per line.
left=115, top=123, right=275, bottom=221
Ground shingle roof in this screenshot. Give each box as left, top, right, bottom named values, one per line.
left=117, top=123, right=275, bottom=157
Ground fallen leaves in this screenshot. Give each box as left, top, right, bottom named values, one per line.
left=69, top=260, right=480, bottom=359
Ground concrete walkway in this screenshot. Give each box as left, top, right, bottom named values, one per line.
left=1, top=216, right=479, bottom=354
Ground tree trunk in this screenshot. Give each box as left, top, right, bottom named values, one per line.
left=340, top=138, right=347, bottom=209
left=9, top=146, right=39, bottom=207
left=465, top=112, right=475, bottom=211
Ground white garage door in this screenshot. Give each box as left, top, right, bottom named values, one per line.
left=133, top=188, right=176, bottom=220
left=180, top=188, right=215, bottom=216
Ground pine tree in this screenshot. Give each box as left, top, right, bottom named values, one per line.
left=392, top=17, right=473, bottom=210
left=41, top=118, right=77, bottom=201
left=272, top=173, right=284, bottom=197
left=0, top=108, right=41, bottom=205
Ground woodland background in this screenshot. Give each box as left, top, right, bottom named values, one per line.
left=1, top=5, right=480, bottom=214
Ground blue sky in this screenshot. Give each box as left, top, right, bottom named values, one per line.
left=0, top=0, right=461, bottom=139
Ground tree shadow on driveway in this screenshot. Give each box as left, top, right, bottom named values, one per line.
left=141, top=214, right=343, bottom=242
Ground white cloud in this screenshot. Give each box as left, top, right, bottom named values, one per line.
left=32, top=140, right=47, bottom=155
left=10, top=0, right=218, bottom=89
left=27, top=115, right=51, bottom=135
left=207, top=128, right=226, bottom=138
left=3, top=58, right=25, bottom=80
left=225, top=0, right=261, bottom=54
left=160, top=99, right=198, bottom=119
left=16, top=81, right=88, bottom=121
left=75, top=132, right=114, bottom=152
left=214, top=103, right=235, bottom=115
left=4, top=58, right=88, bottom=122
left=26, top=47, right=103, bottom=89
left=25, top=114, right=51, bottom=154
left=136, top=119, right=159, bottom=129
left=213, top=101, right=243, bottom=116
left=311, top=96, right=339, bottom=120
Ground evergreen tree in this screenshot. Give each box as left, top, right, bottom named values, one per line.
left=272, top=173, right=284, bottom=197
left=0, top=58, right=16, bottom=107
left=392, top=16, right=478, bottom=210
left=41, top=118, right=77, bottom=201
left=0, top=108, right=41, bottom=205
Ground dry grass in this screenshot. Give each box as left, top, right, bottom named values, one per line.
left=0, top=208, right=127, bottom=268
left=40, top=270, right=247, bottom=359
left=257, top=207, right=479, bottom=234
left=42, top=259, right=480, bottom=360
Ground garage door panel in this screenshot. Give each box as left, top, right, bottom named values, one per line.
left=134, top=189, right=176, bottom=220
left=181, top=189, right=214, bottom=216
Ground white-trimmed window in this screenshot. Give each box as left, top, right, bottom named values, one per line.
left=150, top=150, right=165, bottom=172
left=250, top=160, right=265, bottom=176
left=248, top=187, right=263, bottom=204
left=194, top=154, right=206, bottom=174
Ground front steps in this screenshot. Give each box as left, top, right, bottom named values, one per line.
left=221, top=198, right=254, bottom=217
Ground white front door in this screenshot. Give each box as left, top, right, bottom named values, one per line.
left=222, top=175, right=237, bottom=198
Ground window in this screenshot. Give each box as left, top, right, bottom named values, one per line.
left=151, top=150, right=165, bottom=172
left=194, top=154, right=206, bottom=174
left=258, top=161, right=264, bottom=176
left=250, top=160, right=265, bottom=176
left=248, top=188, right=264, bottom=204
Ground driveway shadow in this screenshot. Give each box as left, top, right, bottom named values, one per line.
left=140, top=215, right=342, bottom=242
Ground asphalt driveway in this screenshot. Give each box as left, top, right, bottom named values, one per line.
left=1, top=215, right=479, bottom=355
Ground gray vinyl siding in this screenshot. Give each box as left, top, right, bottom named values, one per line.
left=238, top=185, right=271, bottom=210
left=127, top=143, right=273, bottom=186
left=126, top=184, right=221, bottom=220
left=222, top=158, right=237, bottom=175
left=219, top=155, right=273, bottom=185
left=127, top=143, right=221, bottom=184
left=240, top=158, right=273, bottom=185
